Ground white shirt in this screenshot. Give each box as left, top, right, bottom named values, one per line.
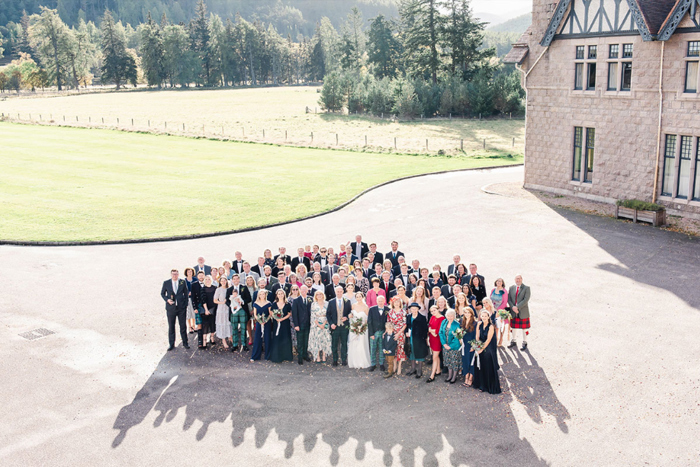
left=171, top=280, right=179, bottom=304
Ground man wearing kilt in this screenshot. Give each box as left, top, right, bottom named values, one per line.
left=507, top=275, right=531, bottom=351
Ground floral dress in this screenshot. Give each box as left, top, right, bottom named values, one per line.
left=308, top=302, right=332, bottom=358
left=387, top=307, right=407, bottom=361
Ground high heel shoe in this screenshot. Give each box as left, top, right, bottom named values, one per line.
left=426, top=377, right=435, bottom=383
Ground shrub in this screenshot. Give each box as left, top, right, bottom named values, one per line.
left=616, top=199, right=665, bottom=212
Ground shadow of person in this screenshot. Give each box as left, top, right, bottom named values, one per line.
left=499, top=347, right=570, bottom=433
left=113, top=347, right=566, bottom=465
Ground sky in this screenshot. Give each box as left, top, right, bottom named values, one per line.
left=470, top=0, right=531, bottom=23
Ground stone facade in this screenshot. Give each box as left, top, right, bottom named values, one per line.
left=513, top=0, right=700, bottom=218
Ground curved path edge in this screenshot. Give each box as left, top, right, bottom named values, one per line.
left=2, top=163, right=523, bottom=247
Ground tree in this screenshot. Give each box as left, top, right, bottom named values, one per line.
left=190, top=0, right=212, bottom=85
left=100, top=10, right=137, bottom=89
left=13, top=10, right=32, bottom=56
left=8, top=68, right=22, bottom=92
left=367, top=14, right=402, bottom=79
left=441, top=0, right=493, bottom=81
left=29, top=7, right=73, bottom=90
left=140, top=12, right=165, bottom=87
left=318, top=71, right=345, bottom=112
left=0, top=72, right=7, bottom=92
left=162, top=23, right=198, bottom=87
left=339, top=7, right=364, bottom=71
left=400, top=0, right=442, bottom=84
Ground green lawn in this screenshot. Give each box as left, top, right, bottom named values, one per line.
left=0, top=122, right=521, bottom=242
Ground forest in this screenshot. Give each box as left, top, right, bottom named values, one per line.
left=0, top=0, right=525, bottom=118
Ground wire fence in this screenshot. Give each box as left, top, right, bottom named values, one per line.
left=1, top=111, right=525, bottom=156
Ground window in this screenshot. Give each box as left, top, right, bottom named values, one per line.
left=689, top=41, right=700, bottom=57
left=587, top=63, right=597, bottom=90
left=661, top=135, right=677, bottom=197
left=609, top=44, right=619, bottom=59
left=588, top=45, right=597, bottom=59
left=622, top=44, right=633, bottom=58
left=677, top=136, right=693, bottom=199
left=584, top=128, right=595, bottom=183
left=576, top=46, right=585, bottom=60
left=685, top=62, right=699, bottom=93
left=621, top=62, right=632, bottom=91
left=686, top=42, right=699, bottom=93
left=694, top=142, right=700, bottom=201
left=572, top=127, right=583, bottom=181
left=575, top=63, right=584, bottom=90
left=608, top=62, right=618, bottom=90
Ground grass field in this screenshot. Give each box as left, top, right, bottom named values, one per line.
left=0, top=122, right=521, bottom=242
left=0, top=86, right=525, bottom=156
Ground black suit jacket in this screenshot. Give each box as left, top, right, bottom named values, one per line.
left=350, top=241, right=369, bottom=259
left=251, top=265, right=266, bottom=277
left=270, top=281, right=291, bottom=297
left=326, top=297, right=352, bottom=328
left=226, top=283, right=251, bottom=308
left=307, top=270, right=329, bottom=285
left=161, top=279, right=189, bottom=312
left=274, top=254, right=292, bottom=265
left=325, top=282, right=344, bottom=301
left=291, top=256, right=311, bottom=272
left=380, top=280, right=395, bottom=299
left=292, top=295, right=313, bottom=329
left=314, top=255, right=331, bottom=268
left=368, top=252, right=384, bottom=267
left=193, top=264, right=211, bottom=276
left=386, top=250, right=404, bottom=268
left=367, top=305, right=389, bottom=336
left=231, top=260, right=245, bottom=274
left=441, top=284, right=456, bottom=299
left=465, top=274, right=486, bottom=289
left=190, top=281, right=204, bottom=309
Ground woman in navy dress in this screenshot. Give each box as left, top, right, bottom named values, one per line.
left=472, top=308, right=501, bottom=394
left=250, top=289, right=272, bottom=362
left=269, top=289, right=293, bottom=363
left=460, top=308, right=477, bottom=387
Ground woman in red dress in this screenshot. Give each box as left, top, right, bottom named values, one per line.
left=387, top=297, right=407, bottom=374
left=427, top=305, right=445, bottom=383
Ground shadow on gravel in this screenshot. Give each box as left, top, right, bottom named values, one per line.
left=549, top=206, right=700, bottom=309
left=111, top=344, right=568, bottom=466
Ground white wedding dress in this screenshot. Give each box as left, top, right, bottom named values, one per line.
left=347, top=310, right=371, bottom=369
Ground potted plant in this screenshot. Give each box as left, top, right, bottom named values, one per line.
left=615, top=199, right=666, bottom=227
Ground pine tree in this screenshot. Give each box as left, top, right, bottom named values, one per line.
left=140, top=12, right=165, bottom=87
left=14, top=10, right=32, bottom=56
left=28, top=7, right=73, bottom=90
left=400, top=0, right=442, bottom=84
left=190, top=0, right=211, bottom=85
left=441, top=0, right=493, bottom=81
left=367, top=14, right=402, bottom=79
left=100, top=10, right=137, bottom=90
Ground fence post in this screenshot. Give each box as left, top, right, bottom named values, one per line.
left=39, top=114, right=42, bottom=121
left=394, top=137, right=397, bottom=149
left=89, top=117, right=91, bottom=123
left=512, top=137, right=515, bottom=147
left=365, top=135, right=367, bottom=146
left=63, top=115, right=66, bottom=122
left=479, top=113, right=482, bottom=120
left=148, top=120, right=150, bottom=127
left=102, top=117, right=104, bottom=124
left=183, top=123, right=185, bottom=131
left=76, top=116, right=79, bottom=122
left=131, top=118, right=134, bottom=126
left=165, top=121, right=167, bottom=129
left=510, top=112, right=512, bottom=119
left=311, top=131, right=314, bottom=142
left=483, top=139, right=486, bottom=149
left=117, top=118, right=119, bottom=124
left=461, top=139, right=464, bottom=150
left=263, top=129, right=265, bottom=138
left=242, top=127, right=245, bottom=137
left=336, top=133, right=338, bottom=145
left=450, top=113, right=452, bottom=120
left=285, top=130, right=287, bottom=141
left=426, top=139, right=429, bottom=150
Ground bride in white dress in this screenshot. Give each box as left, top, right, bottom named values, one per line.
left=348, top=292, right=372, bottom=369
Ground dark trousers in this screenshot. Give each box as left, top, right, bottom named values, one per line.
left=251, top=322, right=272, bottom=360
left=296, top=327, right=310, bottom=361
left=167, top=307, right=188, bottom=347
left=331, top=326, right=349, bottom=364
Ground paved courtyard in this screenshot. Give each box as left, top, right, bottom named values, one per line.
left=1, top=166, right=698, bottom=466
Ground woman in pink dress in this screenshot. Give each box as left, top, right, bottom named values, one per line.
left=387, top=297, right=407, bottom=375
left=365, top=277, right=386, bottom=308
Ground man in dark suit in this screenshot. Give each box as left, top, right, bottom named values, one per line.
left=291, top=247, right=311, bottom=272
left=314, top=247, right=330, bottom=268
left=447, top=284, right=461, bottom=308
left=226, top=274, right=249, bottom=351
left=261, top=266, right=278, bottom=291
left=367, top=243, right=383, bottom=265
left=392, top=259, right=412, bottom=278
left=251, top=257, right=266, bottom=277
left=411, top=259, right=422, bottom=279
left=361, top=258, right=373, bottom=279
left=160, top=269, right=190, bottom=351
left=367, top=295, right=389, bottom=371
left=231, top=251, right=245, bottom=274
left=386, top=241, right=404, bottom=268
left=292, top=285, right=313, bottom=364
left=441, top=275, right=458, bottom=300
left=326, top=286, right=352, bottom=366
left=270, top=271, right=291, bottom=297
left=395, top=264, right=412, bottom=288
left=380, top=271, right=395, bottom=299
left=350, top=235, right=369, bottom=260
left=447, top=255, right=461, bottom=276
left=190, top=271, right=206, bottom=347
left=323, top=254, right=339, bottom=278
left=307, top=262, right=329, bottom=285
left=324, top=274, right=344, bottom=301
left=428, top=286, right=442, bottom=310
left=274, top=247, right=292, bottom=265
left=465, top=263, right=485, bottom=291
left=193, top=257, right=211, bottom=277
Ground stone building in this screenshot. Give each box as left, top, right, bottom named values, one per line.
left=505, top=0, right=700, bottom=218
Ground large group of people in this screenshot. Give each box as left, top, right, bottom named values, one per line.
left=160, top=236, right=532, bottom=395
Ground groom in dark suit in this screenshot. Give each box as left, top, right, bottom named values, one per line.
left=326, top=285, right=352, bottom=366
left=160, top=269, right=190, bottom=351
left=292, top=285, right=313, bottom=365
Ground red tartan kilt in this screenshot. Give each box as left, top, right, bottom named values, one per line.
left=511, top=317, right=530, bottom=329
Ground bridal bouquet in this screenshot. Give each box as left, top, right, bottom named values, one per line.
left=350, top=317, right=367, bottom=336
left=453, top=328, right=467, bottom=341
left=497, top=310, right=511, bottom=321
left=468, top=339, right=485, bottom=369
left=254, top=313, right=271, bottom=326
left=271, top=308, right=285, bottom=320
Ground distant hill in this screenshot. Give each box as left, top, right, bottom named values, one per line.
left=488, top=12, right=532, bottom=34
